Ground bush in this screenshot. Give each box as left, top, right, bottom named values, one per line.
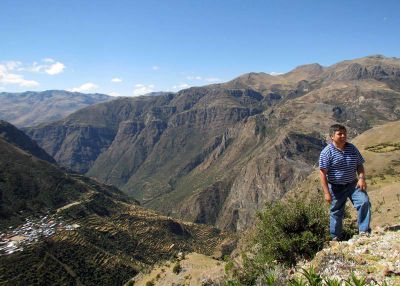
left=226, top=192, right=359, bottom=285
left=255, top=195, right=329, bottom=267
left=145, top=280, right=155, bottom=286
left=172, top=261, right=182, bottom=274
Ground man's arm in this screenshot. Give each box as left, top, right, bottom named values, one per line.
left=357, top=164, right=367, bottom=191
left=319, top=169, right=331, bottom=204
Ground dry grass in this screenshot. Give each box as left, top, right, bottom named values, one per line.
left=341, top=121, right=400, bottom=227
left=133, top=252, right=225, bottom=286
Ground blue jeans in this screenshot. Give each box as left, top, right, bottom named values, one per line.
left=329, top=180, right=371, bottom=239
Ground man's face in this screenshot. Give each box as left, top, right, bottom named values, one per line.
left=331, top=129, right=347, bottom=145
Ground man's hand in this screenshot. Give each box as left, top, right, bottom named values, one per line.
left=324, top=192, right=332, bottom=204
left=357, top=178, right=367, bottom=191
left=320, top=169, right=331, bottom=204
left=357, top=165, right=367, bottom=191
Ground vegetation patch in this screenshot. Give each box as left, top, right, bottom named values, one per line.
left=365, top=142, right=400, bottom=153
left=172, top=261, right=182, bottom=274
left=225, top=193, right=360, bottom=285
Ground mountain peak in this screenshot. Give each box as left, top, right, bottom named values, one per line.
left=282, top=63, right=325, bottom=82
left=322, top=54, right=400, bottom=82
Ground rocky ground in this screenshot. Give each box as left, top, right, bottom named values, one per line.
left=301, top=225, right=400, bottom=286
left=131, top=226, right=400, bottom=285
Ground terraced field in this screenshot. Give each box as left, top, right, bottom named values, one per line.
left=0, top=197, right=228, bottom=285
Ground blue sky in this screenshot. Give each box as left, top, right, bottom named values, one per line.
left=0, top=0, right=399, bottom=96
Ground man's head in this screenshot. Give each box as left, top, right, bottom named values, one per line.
left=330, top=124, right=347, bottom=147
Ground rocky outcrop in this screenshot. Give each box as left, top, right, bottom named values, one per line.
left=302, top=226, right=400, bottom=286
left=179, top=181, right=231, bottom=225
left=216, top=131, right=326, bottom=231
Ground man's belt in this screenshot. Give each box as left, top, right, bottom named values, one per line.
left=328, top=179, right=357, bottom=187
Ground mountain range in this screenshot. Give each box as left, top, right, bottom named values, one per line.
left=0, top=90, right=112, bottom=127
left=25, top=55, right=400, bottom=231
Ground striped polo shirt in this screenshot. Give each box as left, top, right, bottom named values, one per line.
left=319, top=143, right=365, bottom=185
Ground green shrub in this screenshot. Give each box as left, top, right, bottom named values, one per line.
left=145, top=280, right=155, bottom=286
left=344, top=272, right=366, bottom=286
left=255, top=195, right=329, bottom=267
left=225, top=192, right=359, bottom=284
left=226, top=266, right=372, bottom=286
left=172, top=261, right=181, bottom=274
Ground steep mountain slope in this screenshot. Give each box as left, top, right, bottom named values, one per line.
left=26, top=55, right=400, bottom=231
left=27, top=94, right=176, bottom=173
left=0, top=129, right=126, bottom=228
left=0, top=124, right=227, bottom=285
left=0, top=120, right=55, bottom=163
left=0, top=90, right=112, bottom=127
left=350, top=120, right=400, bottom=227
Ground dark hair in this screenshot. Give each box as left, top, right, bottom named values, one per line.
left=329, top=124, right=346, bottom=137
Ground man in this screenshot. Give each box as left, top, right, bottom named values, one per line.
left=319, top=124, right=371, bottom=240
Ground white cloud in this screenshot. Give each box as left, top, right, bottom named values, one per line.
left=0, top=63, right=39, bottom=87
left=5, top=61, right=22, bottom=71
left=0, top=58, right=65, bottom=88
left=108, top=91, right=120, bottom=97
left=111, top=78, right=122, bottom=83
left=186, top=75, right=202, bottom=80
left=270, top=72, right=283, bottom=76
left=22, top=58, right=65, bottom=75
left=45, top=61, right=65, bottom=75
left=204, top=77, right=221, bottom=82
left=172, top=83, right=190, bottom=91
left=133, top=84, right=155, bottom=96
left=26, top=62, right=42, bottom=73
left=152, top=65, right=160, bottom=71
left=1, top=73, right=39, bottom=87
left=70, top=82, right=98, bottom=92
left=186, top=75, right=221, bottom=83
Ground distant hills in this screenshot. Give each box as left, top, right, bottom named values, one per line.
left=0, top=90, right=112, bottom=127
left=24, top=55, right=400, bottom=231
